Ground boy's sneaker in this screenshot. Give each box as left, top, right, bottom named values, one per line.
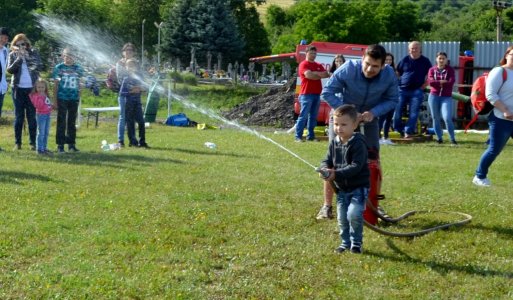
left=13, top=144, right=21, bottom=151
left=350, top=246, right=363, bottom=254
left=68, top=145, right=80, bottom=152
left=472, top=176, right=490, bottom=187
left=118, top=141, right=125, bottom=147
left=139, top=142, right=150, bottom=148
left=334, top=246, right=348, bottom=254
left=316, top=205, right=333, bottom=220
left=57, top=145, right=65, bottom=154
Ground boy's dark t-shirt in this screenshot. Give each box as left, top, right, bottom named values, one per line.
left=52, top=63, right=84, bottom=101
left=320, top=132, right=369, bottom=192
left=120, top=75, right=143, bottom=103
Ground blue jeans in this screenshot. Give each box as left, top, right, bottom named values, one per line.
left=394, top=88, right=424, bottom=135
left=475, top=113, right=513, bottom=179
left=428, top=94, right=456, bottom=142
left=117, top=95, right=126, bottom=142
left=13, top=87, right=37, bottom=146
left=295, top=94, right=320, bottom=140
left=36, top=113, right=51, bottom=151
left=337, top=187, right=368, bottom=249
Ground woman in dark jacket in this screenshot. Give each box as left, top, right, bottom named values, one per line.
left=7, top=33, right=42, bottom=150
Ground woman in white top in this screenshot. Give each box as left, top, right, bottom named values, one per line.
left=7, top=33, right=42, bottom=150
left=473, top=45, right=513, bottom=187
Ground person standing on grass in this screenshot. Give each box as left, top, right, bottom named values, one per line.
left=315, top=54, right=346, bottom=220
left=317, top=44, right=398, bottom=220
left=0, top=27, right=9, bottom=122
left=319, top=105, right=369, bottom=254
left=29, top=79, right=54, bottom=155
left=115, top=43, right=136, bottom=147
left=427, top=51, right=457, bottom=145
left=473, top=46, right=513, bottom=187
left=393, top=41, right=432, bottom=138
left=379, top=52, right=398, bottom=146
left=53, top=47, right=84, bottom=154
left=7, top=33, right=42, bottom=151
left=294, top=45, right=329, bottom=142
left=120, top=58, right=149, bottom=148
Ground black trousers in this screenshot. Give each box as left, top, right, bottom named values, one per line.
left=56, top=100, right=79, bottom=146
left=125, top=100, right=146, bottom=145
left=13, top=87, right=37, bottom=146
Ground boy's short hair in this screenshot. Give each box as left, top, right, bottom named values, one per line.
left=333, top=104, right=358, bottom=122
left=62, top=47, right=75, bottom=58
left=125, top=58, right=139, bottom=67
left=306, top=45, right=317, bottom=53
left=365, top=44, right=387, bottom=65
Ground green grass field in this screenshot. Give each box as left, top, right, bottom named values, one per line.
left=1, top=85, right=513, bottom=298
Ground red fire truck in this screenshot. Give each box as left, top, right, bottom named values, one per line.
left=250, top=41, right=368, bottom=125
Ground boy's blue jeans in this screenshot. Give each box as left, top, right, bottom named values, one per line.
left=295, top=94, right=320, bottom=140
left=475, top=113, right=513, bottom=179
left=337, top=187, right=368, bottom=249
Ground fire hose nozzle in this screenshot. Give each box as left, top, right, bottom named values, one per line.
left=315, top=167, right=330, bottom=179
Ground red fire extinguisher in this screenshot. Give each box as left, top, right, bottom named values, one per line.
left=363, top=151, right=383, bottom=225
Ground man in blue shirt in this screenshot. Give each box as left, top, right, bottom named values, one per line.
left=393, top=41, right=432, bottom=138
left=316, top=44, right=398, bottom=220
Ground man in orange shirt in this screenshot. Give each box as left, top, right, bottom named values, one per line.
left=295, top=46, right=329, bottom=142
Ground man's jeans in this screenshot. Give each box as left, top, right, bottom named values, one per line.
left=36, top=113, right=51, bottom=151
left=428, top=94, right=456, bottom=142
left=337, top=187, right=368, bottom=249
left=475, top=113, right=513, bottom=179
left=394, top=88, right=424, bottom=135
left=117, top=95, right=126, bottom=142
left=295, top=94, right=320, bottom=140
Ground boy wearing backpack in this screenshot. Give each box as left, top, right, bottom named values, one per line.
left=473, top=46, right=513, bottom=187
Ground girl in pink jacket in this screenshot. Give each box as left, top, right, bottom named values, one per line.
left=29, top=79, right=53, bottom=154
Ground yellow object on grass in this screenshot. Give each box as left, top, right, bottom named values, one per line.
left=197, top=123, right=218, bottom=130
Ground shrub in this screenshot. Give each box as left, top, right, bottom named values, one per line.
left=182, top=73, right=198, bottom=86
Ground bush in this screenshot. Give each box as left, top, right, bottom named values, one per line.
left=168, top=71, right=183, bottom=83
left=182, top=73, right=197, bottom=86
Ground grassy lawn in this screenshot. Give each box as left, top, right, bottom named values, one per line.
left=1, top=85, right=513, bottom=298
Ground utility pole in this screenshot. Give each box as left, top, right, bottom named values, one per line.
left=154, top=22, right=164, bottom=72
left=141, top=19, right=146, bottom=68
left=492, top=1, right=512, bottom=42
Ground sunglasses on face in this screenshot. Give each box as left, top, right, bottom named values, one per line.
left=16, top=42, right=26, bottom=47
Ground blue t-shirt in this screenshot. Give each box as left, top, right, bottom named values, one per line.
left=396, top=55, right=432, bottom=90
left=52, top=63, right=84, bottom=101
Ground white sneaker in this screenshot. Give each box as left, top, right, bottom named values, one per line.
left=384, top=138, right=395, bottom=145
left=379, top=138, right=386, bottom=145
left=472, top=176, right=491, bottom=187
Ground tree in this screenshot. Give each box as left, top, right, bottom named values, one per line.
left=162, top=0, right=244, bottom=69
left=1, top=0, right=39, bottom=40
left=227, top=0, right=270, bottom=62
